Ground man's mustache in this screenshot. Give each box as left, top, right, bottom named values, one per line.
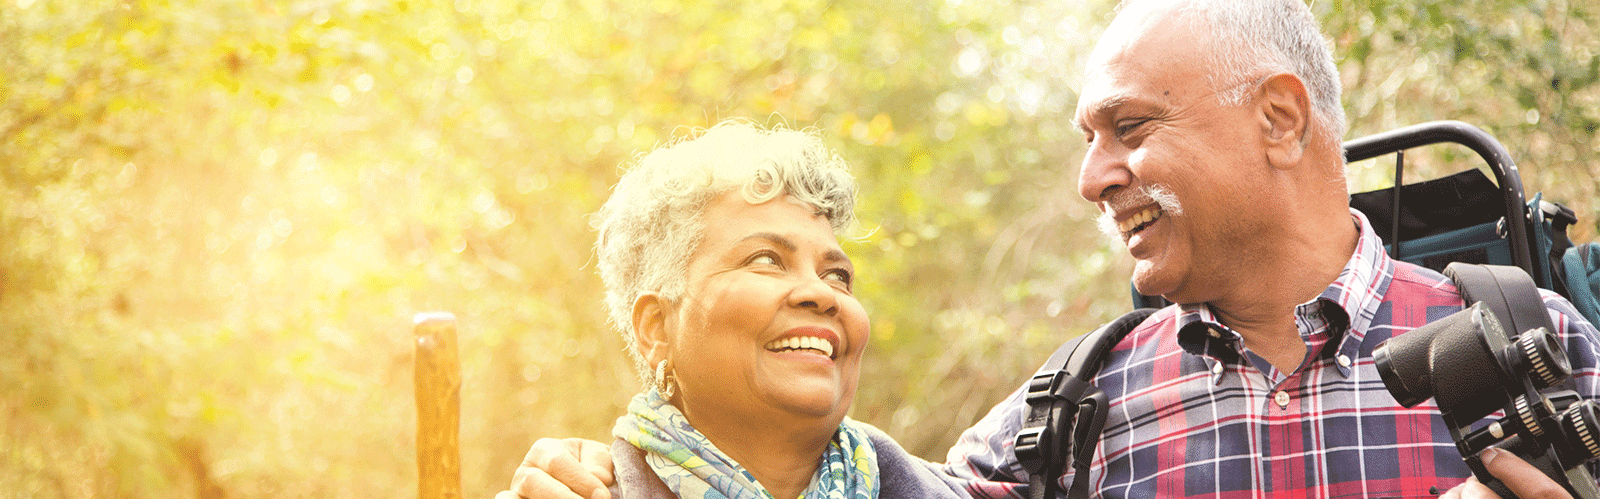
left=1096, top=184, right=1184, bottom=240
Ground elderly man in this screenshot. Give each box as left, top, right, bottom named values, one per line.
left=502, top=0, right=1600, bottom=498
left=941, top=0, right=1600, bottom=498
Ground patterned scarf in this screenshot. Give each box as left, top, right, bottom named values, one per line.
left=612, top=390, right=879, bottom=499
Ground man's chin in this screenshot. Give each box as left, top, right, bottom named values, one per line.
left=1131, top=265, right=1182, bottom=303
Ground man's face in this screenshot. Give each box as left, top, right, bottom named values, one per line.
left=1073, top=4, right=1275, bottom=304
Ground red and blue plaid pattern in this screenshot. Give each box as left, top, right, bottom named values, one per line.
left=943, top=210, right=1600, bottom=498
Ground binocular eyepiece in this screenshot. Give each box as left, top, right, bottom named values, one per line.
left=1375, top=303, right=1600, bottom=498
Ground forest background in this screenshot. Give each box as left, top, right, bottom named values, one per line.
left=4, top=0, right=1598, bottom=497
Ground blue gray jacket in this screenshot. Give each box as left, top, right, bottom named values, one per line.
left=610, top=423, right=971, bottom=498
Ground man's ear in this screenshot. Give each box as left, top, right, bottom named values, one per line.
left=632, top=292, right=671, bottom=363
left=1257, top=72, right=1311, bottom=170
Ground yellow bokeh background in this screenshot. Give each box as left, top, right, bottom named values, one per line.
left=3, top=0, right=1597, bottom=497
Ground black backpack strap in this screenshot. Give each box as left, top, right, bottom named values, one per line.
left=1444, top=263, right=1556, bottom=338
left=1015, top=308, right=1157, bottom=499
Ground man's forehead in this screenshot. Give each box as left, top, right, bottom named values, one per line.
left=1073, top=90, right=1135, bottom=126
left=1072, top=55, right=1182, bottom=121
left=1074, top=4, right=1214, bottom=122
left=1072, top=79, right=1166, bottom=133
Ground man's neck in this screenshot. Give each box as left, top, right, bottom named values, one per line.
left=1212, top=295, right=1316, bottom=374
left=1209, top=211, right=1359, bottom=373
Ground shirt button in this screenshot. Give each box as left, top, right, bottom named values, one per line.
left=1211, top=362, right=1224, bottom=374
left=1337, top=355, right=1352, bottom=368
left=1274, top=390, right=1290, bottom=408
left=1208, top=327, right=1223, bottom=338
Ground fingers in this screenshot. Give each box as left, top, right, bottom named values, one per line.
left=510, top=438, right=611, bottom=499
left=542, top=438, right=612, bottom=499
left=574, top=438, right=616, bottom=486
left=511, top=467, right=591, bottom=499
left=1480, top=448, right=1572, bottom=499
left=1439, top=477, right=1488, bottom=499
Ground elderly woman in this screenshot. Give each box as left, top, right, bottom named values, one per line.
left=509, top=120, right=968, bottom=499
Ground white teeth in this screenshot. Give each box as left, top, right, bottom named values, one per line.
left=1118, top=207, right=1162, bottom=233
left=764, top=336, right=835, bottom=359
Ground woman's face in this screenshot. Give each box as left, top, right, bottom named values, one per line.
left=657, top=191, right=869, bottom=432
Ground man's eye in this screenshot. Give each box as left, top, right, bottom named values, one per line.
left=1116, top=118, right=1148, bottom=137
left=749, top=254, right=778, bottom=266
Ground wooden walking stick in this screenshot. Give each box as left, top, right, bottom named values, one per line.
left=414, top=312, right=461, bottom=499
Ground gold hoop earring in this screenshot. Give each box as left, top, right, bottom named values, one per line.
left=654, top=360, right=676, bottom=399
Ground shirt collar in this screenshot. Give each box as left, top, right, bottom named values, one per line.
left=1174, top=208, right=1395, bottom=379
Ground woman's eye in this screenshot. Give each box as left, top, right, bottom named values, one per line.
left=824, top=269, right=853, bottom=287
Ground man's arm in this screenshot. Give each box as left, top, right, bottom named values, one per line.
left=1442, top=448, right=1574, bottom=499
left=496, top=438, right=614, bottom=499
left=1440, top=291, right=1600, bottom=499
left=1544, top=292, right=1600, bottom=399
left=1545, top=292, right=1600, bottom=481
left=940, top=383, right=1035, bottom=498
left=496, top=391, right=1039, bottom=499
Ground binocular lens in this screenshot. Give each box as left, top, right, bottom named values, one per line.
left=1561, top=401, right=1600, bottom=463
left=1516, top=329, right=1570, bottom=391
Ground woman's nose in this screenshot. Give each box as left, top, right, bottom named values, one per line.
left=788, top=275, right=839, bottom=316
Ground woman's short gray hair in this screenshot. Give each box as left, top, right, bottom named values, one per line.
left=1126, top=0, right=1346, bottom=148
left=591, top=120, right=858, bottom=386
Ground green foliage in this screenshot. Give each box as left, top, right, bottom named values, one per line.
left=1, top=0, right=1594, bottom=497
left=1328, top=0, right=1600, bottom=226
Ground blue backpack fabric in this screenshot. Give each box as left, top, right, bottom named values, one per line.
left=1563, top=243, right=1600, bottom=327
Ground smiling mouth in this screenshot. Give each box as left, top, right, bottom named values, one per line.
left=1118, top=206, right=1164, bottom=237
left=763, top=336, right=835, bottom=360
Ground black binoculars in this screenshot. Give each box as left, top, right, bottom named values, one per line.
left=1375, top=302, right=1600, bottom=498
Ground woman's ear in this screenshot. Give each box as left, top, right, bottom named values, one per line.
left=632, top=292, right=671, bottom=363
left=1257, top=72, right=1311, bottom=170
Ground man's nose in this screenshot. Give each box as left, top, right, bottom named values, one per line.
left=1078, top=138, right=1134, bottom=203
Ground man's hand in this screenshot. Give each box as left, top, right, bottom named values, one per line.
left=493, top=438, right=615, bottom=499
left=1441, top=448, right=1573, bottom=499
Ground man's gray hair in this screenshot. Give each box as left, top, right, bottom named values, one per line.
left=1127, top=0, right=1346, bottom=148
left=592, top=119, right=858, bottom=387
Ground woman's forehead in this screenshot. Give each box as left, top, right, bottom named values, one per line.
left=700, top=194, right=835, bottom=244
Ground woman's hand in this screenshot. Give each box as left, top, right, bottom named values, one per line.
left=1440, top=448, right=1573, bottom=499
left=493, top=438, right=615, bottom=499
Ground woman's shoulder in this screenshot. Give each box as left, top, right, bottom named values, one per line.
left=848, top=420, right=973, bottom=499
left=611, top=439, right=675, bottom=499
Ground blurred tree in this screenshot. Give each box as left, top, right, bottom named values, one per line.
left=0, top=0, right=1593, bottom=497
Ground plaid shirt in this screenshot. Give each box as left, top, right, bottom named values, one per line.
left=943, top=210, right=1600, bottom=498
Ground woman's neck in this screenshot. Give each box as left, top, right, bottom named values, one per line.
left=680, top=404, right=836, bottom=499
left=730, top=442, right=820, bottom=499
